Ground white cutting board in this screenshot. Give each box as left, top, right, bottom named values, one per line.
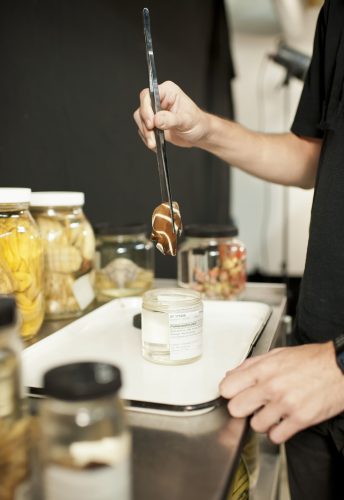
left=23, top=298, right=270, bottom=413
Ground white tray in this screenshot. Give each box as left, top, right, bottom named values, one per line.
left=23, top=298, right=271, bottom=415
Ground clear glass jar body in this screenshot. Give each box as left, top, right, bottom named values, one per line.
left=39, top=395, right=131, bottom=500
left=177, top=236, right=247, bottom=300
left=32, top=206, right=96, bottom=319
left=0, top=315, right=32, bottom=499
left=0, top=203, right=44, bottom=339
left=142, top=288, right=203, bottom=365
left=95, top=233, right=154, bottom=301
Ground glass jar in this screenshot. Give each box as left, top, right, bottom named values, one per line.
left=177, top=224, right=247, bottom=300
left=40, top=362, right=131, bottom=500
left=94, top=223, right=154, bottom=302
left=30, top=192, right=96, bottom=319
left=0, top=296, right=32, bottom=499
left=0, top=188, right=45, bottom=340
left=142, top=288, right=203, bottom=365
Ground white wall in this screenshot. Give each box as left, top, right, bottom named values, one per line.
left=226, top=0, right=319, bottom=276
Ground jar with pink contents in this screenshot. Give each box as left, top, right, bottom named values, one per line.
left=177, top=225, right=247, bottom=300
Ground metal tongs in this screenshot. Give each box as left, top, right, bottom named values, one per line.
left=143, top=7, right=175, bottom=233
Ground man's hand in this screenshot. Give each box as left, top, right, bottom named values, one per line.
left=133, top=81, right=209, bottom=150
left=219, top=342, right=344, bottom=444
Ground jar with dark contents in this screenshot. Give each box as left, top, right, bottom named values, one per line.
left=94, top=223, right=154, bottom=302
left=177, top=225, right=247, bottom=300
left=39, top=362, right=131, bottom=500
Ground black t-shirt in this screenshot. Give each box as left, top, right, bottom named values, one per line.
left=291, top=0, right=344, bottom=343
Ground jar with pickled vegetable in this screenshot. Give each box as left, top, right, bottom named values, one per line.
left=177, top=224, right=247, bottom=300
left=95, top=223, right=154, bottom=302
left=31, top=192, right=96, bottom=319
left=0, top=188, right=44, bottom=340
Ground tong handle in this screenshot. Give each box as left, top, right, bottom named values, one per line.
left=143, top=7, right=175, bottom=233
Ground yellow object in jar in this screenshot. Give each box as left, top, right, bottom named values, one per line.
left=31, top=192, right=96, bottom=319
left=0, top=189, right=44, bottom=340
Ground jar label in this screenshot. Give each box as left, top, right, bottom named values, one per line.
left=44, top=458, right=131, bottom=500
left=72, top=273, right=95, bottom=310
left=169, top=308, right=203, bottom=360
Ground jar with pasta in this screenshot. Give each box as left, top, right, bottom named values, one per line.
left=31, top=192, right=96, bottom=319
left=0, top=188, right=44, bottom=340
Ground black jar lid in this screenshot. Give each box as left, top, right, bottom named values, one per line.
left=43, top=362, right=122, bottom=401
left=184, top=224, right=238, bottom=238
left=0, top=296, right=17, bottom=328
left=94, top=222, right=147, bottom=236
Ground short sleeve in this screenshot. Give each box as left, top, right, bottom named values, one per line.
left=291, top=4, right=328, bottom=139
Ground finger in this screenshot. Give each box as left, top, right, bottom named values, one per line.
left=219, top=367, right=258, bottom=399
left=228, top=386, right=268, bottom=418
left=250, top=403, right=284, bottom=433
left=134, top=109, right=146, bottom=136
left=158, top=80, right=180, bottom=108
left=225, top=355, right=265, bottom=376
left=138, top=122, right=156, bottom=151
left=268, top=417, right=298, bottom=444
left=153, top=110, right=186, bottom=131
left=225, top=348, right=286, bottom=377
left=139, top=88, right=155, bottom=129
left=134, top=109, right=156, bottom=150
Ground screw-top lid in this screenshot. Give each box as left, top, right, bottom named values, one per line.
left=43, top=362, right=122, bottom=401
left=30, top=191, right=85, bottom=207
left=0, top=188, right=31, bottom=204
left=184, top=224, right=238, bottom=238
left=0, top=296, right=17, bottom=328
left=94, top=222, right=147, bottom=236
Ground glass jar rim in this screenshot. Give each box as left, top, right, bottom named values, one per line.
left=143, top=288, right=201, bottom=311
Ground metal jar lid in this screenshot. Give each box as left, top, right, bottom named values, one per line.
left=183, top=224, right=238, bottom=238
left=43, top=362, right=122, bottom=401
left=0, top=296, right=17, bottom=328
left=94, top=222, right=148, bottom=236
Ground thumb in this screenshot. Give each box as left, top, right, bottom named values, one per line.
left=154, top=110, right=184, bottom=131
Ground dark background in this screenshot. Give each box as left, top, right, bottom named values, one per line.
left=0, top=0, right=235, bottom=277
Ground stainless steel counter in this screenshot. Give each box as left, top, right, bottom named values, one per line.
left=29, top=282, right=287, bottom=500
left=127, top=283, right=287, bottom=500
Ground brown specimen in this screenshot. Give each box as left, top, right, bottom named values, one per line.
left=151, top=202, right=182, bottom=256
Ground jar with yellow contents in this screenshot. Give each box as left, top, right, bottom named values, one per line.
left=0, top=188, right=45, bottom=340
left=30, top=191, right=96, bottom=319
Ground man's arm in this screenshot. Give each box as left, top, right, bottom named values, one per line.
left=134, top=81, right=322, bottom=189
left=219, top=343, right=344, bottom=444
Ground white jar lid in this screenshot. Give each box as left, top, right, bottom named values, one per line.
left=30, top=191, right=85, bottom=207
left=0, top=188, right=31, bottom=203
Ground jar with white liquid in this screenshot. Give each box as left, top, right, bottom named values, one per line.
left=142, top=288, right=203, bottom=365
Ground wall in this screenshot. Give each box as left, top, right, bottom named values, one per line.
left=225, top=0, right=320, bottom=276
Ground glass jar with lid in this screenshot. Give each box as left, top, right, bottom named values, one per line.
left=0, top=296, right=32, bottom=498
left=0, top=188, right=45, bottom=340
left=142, top=288, right=203, bottom=365
left=30, top=192, right=96, bottom=319
left=177, top=224, right=247, bottom=300
left=40, top=362, right=131, bottom=500
left=94, top=223, right=154, bottom=302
